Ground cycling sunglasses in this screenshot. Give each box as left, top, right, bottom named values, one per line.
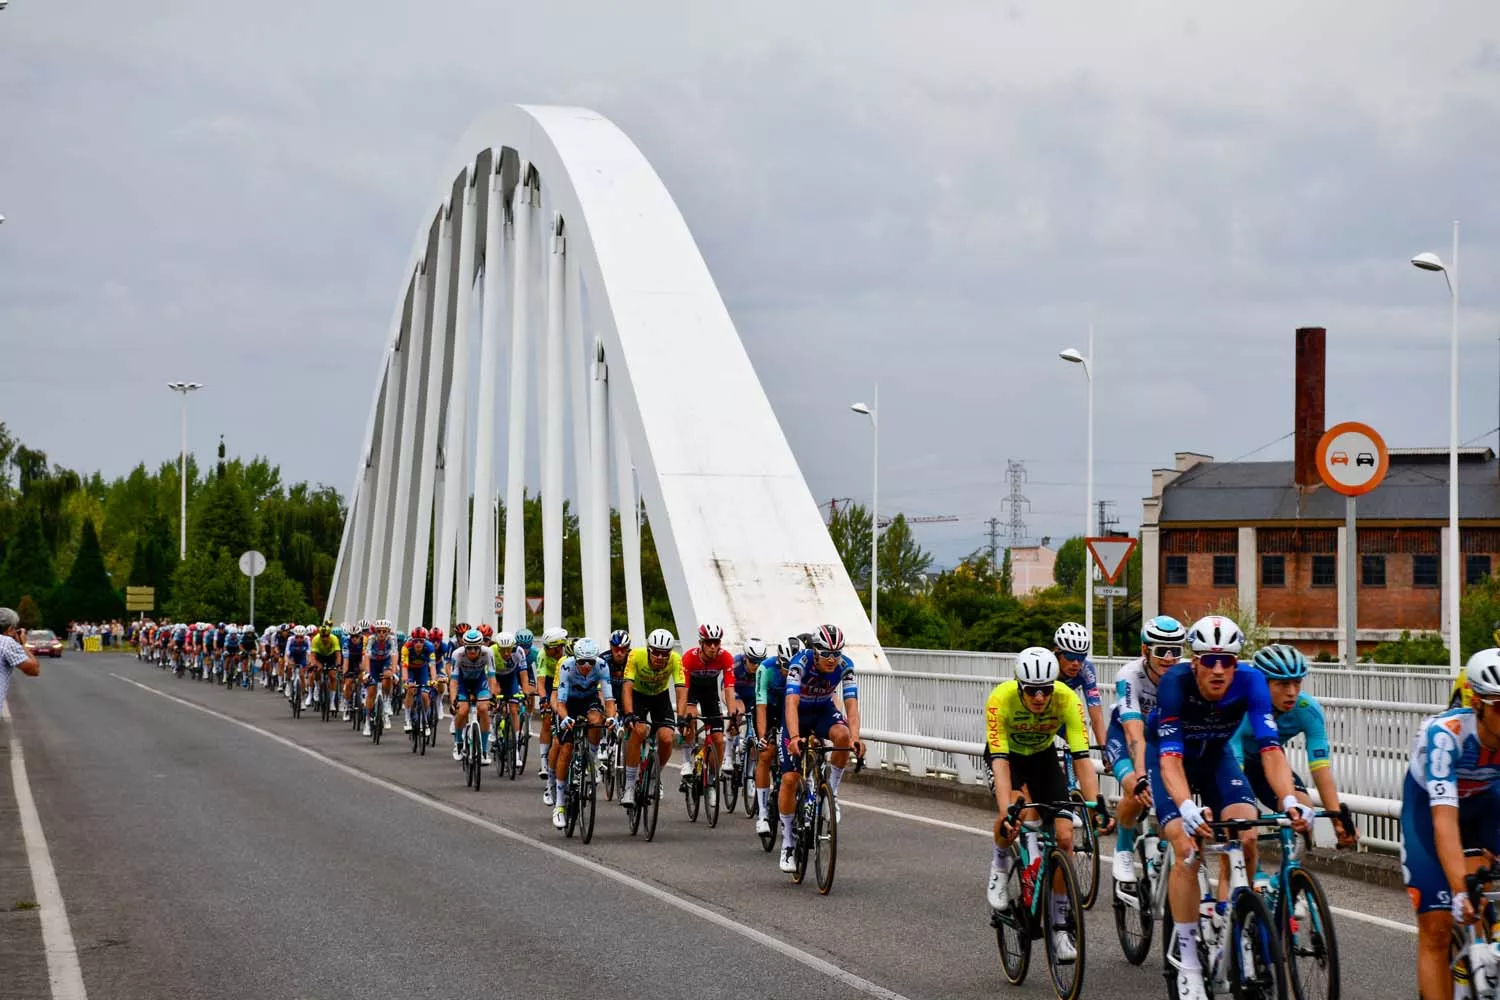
left=1197, top=652, right=1237, bottom=671
left=647, top=648, right=670, bottom=658
left=1057, top=650, right=1088, bottom=662
left=575, top=656, right=596, bottom=668
left=1020, top=683, right=1054, bottom=698
left=1149, top=644, right=1183, bottom=659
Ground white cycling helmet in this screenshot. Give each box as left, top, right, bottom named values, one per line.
left=1053, top=622, right=1091, bottom=654
left=646, top=628, right=675, bottom=652
left=292, top=625, right=307, bottom=637
left=744, top=637, right=769, bottom=661
left=495, top=631, right=516, bottom=649
left=1015, top=647, right=1061, bottom=686
left=1465, top=648, right=1500, bottom=698
left=1187, top=615, right=1245, bottom=655
left=572, top=637, right=600, bottom=660
left=373, top=618, right=393, bottom=631
left=540, top=627, right=568, bottom=646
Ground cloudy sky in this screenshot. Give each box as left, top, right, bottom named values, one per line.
left=3, top=2, right=1498, bottom=566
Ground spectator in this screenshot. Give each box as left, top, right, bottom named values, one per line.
left=0, top=607, right=41, bottom=715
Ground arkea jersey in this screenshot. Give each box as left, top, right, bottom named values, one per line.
left=1150, top=661, right=1279, bottom=759
left=1407, top=708, right=1500, bottom=808
left=985, top=679, right=1090, bottom=757
left=785, top=650, right=857, bottom=706
left=623, top=647, right=684, bottom=697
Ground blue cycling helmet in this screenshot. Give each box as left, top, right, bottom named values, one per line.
left=1251, top=643, right=1309, bottom=680
left=1141, top=615, right=1186, bottom=646
left=515, top=628, right=534, bottom=648
left=572, top=637, right=600, bottom=661
left=609, top=629, right=631, bottom=649
left=462, top=628, right=484, bottom=646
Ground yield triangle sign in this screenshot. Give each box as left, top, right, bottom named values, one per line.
left=1085, top=537, right=1137, bottom=584
left=526, top=597, right=543, bottom=614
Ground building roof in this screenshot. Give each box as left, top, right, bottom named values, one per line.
left=1160, top=451, right=1500, bottom=522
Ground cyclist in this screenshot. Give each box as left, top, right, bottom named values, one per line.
left=361, top=619, right=397, bottom=736
left=402, top=627, right=436, bottom=735
left=449, top=629, right=495, bottom=765
left=1150, top=615, right=1312, bottom=1000
left=285, top=625, right=311, bottom=702
left=620, top=628, right=684, bottom=808
left=309, top=622, right=342, bottom=710
left=679, top=623, right=740, bottom=807
left=550, top=637, right=620, bottom=829
left=1053, top=621, right=1108, bottom=753
left=491, top=631, right=533, bottom=767
left=342, top=621, right=367, bottom=720
left=223, top=623, right=243, bottom=683
left=1405, top=649, right=1500, bottom=1000
left=1232, top=643, right=1359, bottom=852
left=777, top=624, right=861, bottom=873
left=605, top=630, right=631, bottom=706
left=429, top=627, right=449, bottom=719
left=728, top=638, right=767, bottom=785
left=1103, top=614, right=1185, bottom=885
left=536, top=628, right=570, bottom=804
left=983, top=646, right=1101, bottom=962
left=753, top=641, right=795, bottom=835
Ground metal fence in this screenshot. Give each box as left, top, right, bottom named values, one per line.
left=859, top=667, right=1438, bottom=852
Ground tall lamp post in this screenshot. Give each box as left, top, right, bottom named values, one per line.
left=167, top=382, right=203, bottom=561
left=1412, top=221, right=1461, bottom=671
left=1060, top=327, right=1095, bottom=645
left=850, top=387, right=878, bottom=639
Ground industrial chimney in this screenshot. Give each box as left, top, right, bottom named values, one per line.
left=1294, top=327, right=1326, bottom=488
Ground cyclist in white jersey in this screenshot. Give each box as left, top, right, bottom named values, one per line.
left=1102, top=615, right=1185, bottom=883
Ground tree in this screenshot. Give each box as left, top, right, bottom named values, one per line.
left=51, top=518, right=125, bottom=625
left=0, top=506, right=56, bottom=612
left=16, top=595, right=42, bottom=629
left=1053, top=536, right=1086, bottom=591
left=828, top=502, right=873, bottom=591
left=1368, top=630, right=1448, bottom=666
left=999, top=548, right=1013, bottom=597
left=879, top=513, right=933, bottom=595
left=1460, top=575, right=1500, bottom=661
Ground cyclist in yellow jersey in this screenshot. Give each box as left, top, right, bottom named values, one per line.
left=620, top=628, right=685, bottom=807
left=983, top=647, right=1103, bottom=964
left=309, top=623, right=342, bottom=711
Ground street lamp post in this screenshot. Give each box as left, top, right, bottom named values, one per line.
left=850, top=387, right=878, bottom=639
left=167, top=382, right=203, bottom=561
left=1060, top=326, right=1095, bottom=645
left=1412, top=221, right=1461, bottom=671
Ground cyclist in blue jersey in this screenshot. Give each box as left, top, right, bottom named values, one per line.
left=729, top=638, right=766, bottom=786
left=342, top=622, right=366, bottom=720
left=285, top=626, right=311, bottom=701
left=753, top=641, right=795, bottom=836
left=777, top=624, right=862, bottom=873
left=1150, top=615, right=1312, bottom=1000
left=1232, top=644, right=1358, bottom=849
left=1104, top=614, right=1186, bottom=884
left=360, top=620, right=397, bottom=736
left=1053, top=621, right=1107, bottom=751
left=402, top=627, right=436, bottom=735
left=550, top=637, right=620, bottom=830
left=1405, top=650, right=1500, bottom=1000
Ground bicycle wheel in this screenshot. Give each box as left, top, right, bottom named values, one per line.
left=580, top=757, right=598, bottom=845
left=1042, top=845, right=1086, bottom=1000
left=1113, top=854, right=1153, bottom=965
left=791, top=788, right=812, bottom=885
left=724, top=747, right=741, bottom=814
left=372, top=702, right=383, bottom=744
left=515, top=725, right=530, bottom=779
left=1281, top=867, right=1338, bottom=1000
left=291, top=677, right=302, bottom=719
left=1162, top=904, right=1211, bottom=1000
left=705, top=763, right=721, bottom=829
left=1069, top=791, right=1100, bottom=910
left=684, top=760, right=701, bottom=823
left=628, top=756, right=646, bottom=837
left=759, top=798, right=777, bottom=853
left=813, top=779, right=838, bottom=895
left=565, top=760, right=580, bottom=838
left=643, top=759, right=661, bottom=842
left=411, top=709, right=423, bottom=754
left=1230, top=887, right=1288, bottom=1000
left=994, top=851, right=1032, bottom=986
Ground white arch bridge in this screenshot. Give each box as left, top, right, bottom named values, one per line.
left=326, top=105, right=884, bottom=667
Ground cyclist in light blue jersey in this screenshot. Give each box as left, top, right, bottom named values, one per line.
left=550, top=638, right=620, bottom=830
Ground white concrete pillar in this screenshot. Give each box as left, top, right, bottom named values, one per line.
left=385, top=263, right=429, bottom=622
left=471, top=165, right=510, bottom=629
left=1440, top=525, right=1453, bottom=653
left=500, top=169, right=534, bottom=633
left=339, top=461, right=373, bottom=622
left=566, top=234, right=595, bottom=638
left=613, top=397, right=645, bottom=644
left=434, top=169, right=477, bottom=631
left=364, top=317, right=408, bottom=616
left=543, top=212, right=566, bottom=634
left=588, top=339, right=611, bottom=640
left=1237, top=526, right=1257, bottom=623
left=407, top=207, right=454, bottom=627
left=1140, top=525, right=1160, bottom=622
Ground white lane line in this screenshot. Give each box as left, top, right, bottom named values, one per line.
left=840, top=795, right=1419, bottom=937
left=2, top=704, right=90, bottom=1000
left=110, top=675, right=911, bottom=1000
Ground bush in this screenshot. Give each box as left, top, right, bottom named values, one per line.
left=16, top=594, right=42, bottom=629
left=1368, top=630, right=1449, bottom=666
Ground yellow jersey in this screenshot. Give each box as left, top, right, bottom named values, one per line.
left=311, top=634, right=341, bottom=658
left=1451, top=674, right=1474, bottom=710
left=624, top=647, right=684, bottom=697
left=984, top=679, right=1089, bottom=757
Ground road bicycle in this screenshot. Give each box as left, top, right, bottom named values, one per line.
left=680, top=715, right=722, bottom=828
left=1114, top=810, right=1170, bottom=966
left=562, top=719, right=610, bottom=843
left=410, top=685, right=438, bottom=755
left=1059, top=745, right=1102, bottom=910
left=1443, top=851, right=1500, bottom=1000
left=723, top=712, right=755, bottom=816
left=992, top=799, right=1089, bottom=1000
left=597, top=722, right=621, bottom=801
left=490, top=696, right=524, bottom=780
left=458, top=704, right=483, bottom=791
left=626, top=718, right=673, bottom=842
left=1163, top=817, right=1287, bottom=1000
left=784, top=736, right=863, bottom=895
left=1258, top=806, right=1350, bottom=1000
left=288, top=670, right=303, bottom=720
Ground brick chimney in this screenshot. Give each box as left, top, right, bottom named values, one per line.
left=1294, top=327, right=1326, bottom=488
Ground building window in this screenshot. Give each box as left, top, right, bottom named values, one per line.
left=1165, top=555, right=1188, bottom=586
left=1361, top=555, right=1386, bottom=587
left=1467, top=555, right=1492, bottom=586
left=1261, top=554, right=1285, bottom=587
left=1311, top=554, right=1336, bottom=588
left=1213, top=555, right=1236, bottom=587
left=1414, top=554, right=1440, bottom=588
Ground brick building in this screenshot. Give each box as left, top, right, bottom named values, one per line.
left=1140, top=327, right=1500, bottom=658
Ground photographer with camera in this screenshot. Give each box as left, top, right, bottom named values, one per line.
left=0, top=607, right=41, bottom=714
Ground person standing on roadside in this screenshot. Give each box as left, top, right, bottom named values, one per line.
left=0, top=608, right=41, bottom=715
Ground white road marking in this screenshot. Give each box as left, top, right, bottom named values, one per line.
left=111, top=674, right=912, bottom=1000
left=2, top=704, right=90, bottom=999
left=840, top=795, right=1418, bottom=936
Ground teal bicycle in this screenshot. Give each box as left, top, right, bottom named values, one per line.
left=992, top=798, right=1090, bottom=1000
left=1256, top=806, right=1350, bottom=1000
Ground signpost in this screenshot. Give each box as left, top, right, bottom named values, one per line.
left=239, top=550, right=266, bottom=630
left=1086, top=536, right=1137, bottom=655
left=125, top=586, right=155, bottom=613
left=1316, top=422, right=1389, bottom=668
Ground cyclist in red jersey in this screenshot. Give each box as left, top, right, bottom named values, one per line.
left=677, top=623, right=743, bottom=805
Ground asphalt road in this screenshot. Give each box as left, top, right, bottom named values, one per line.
left=1, top=653, right=1423, bottom=1000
